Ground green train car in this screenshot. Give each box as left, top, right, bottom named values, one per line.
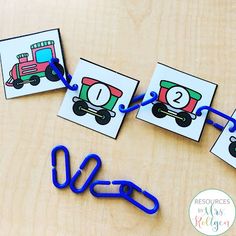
left=72, top=77, right=123, bottom=125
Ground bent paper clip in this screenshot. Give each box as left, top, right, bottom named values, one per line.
left=70, top=154, right=102, bottom=194
left=51, top=145, right=71, bottom=189
left=90, top=180, right=159, bottom=214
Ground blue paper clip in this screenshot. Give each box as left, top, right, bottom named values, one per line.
left=119, top=91, right=158, bottom=113
left=70, top=154, right=102, bottom=194
left=196, top=106, right=236, bottom=132
left=49, top=58, right=78, bottom=91
left=90, top=180, right=159, bottom=214
left=51, top=145, right=71, bottom=189
left=90, top=180, right=133, bottom=198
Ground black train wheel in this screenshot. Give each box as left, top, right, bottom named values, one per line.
left=176, top=112, right=192, bottom=128
left=229, top=142, right=236, bottom=158
left=73, top=101, right=88, bottom=116
left=13, top=79, right=23, bottom=89
left=45, top=63, right=64, bottom=82
left=152, top=103, right=168, bottom=118
left=29, top=75, right=40, bottom=86
left=95, top=109, right=111, bottom=125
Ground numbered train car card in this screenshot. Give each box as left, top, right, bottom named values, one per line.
left=137, top=63, right=217, bottom=141
left=211, top=110, right=236, bottom=168
left=58, top=58, right=139, bottom=139
left=0, top=29, right=66, bottom=99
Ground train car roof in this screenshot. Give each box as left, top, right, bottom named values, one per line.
left=30, top=40, right=55, bottom=49
left=82, top=77, right=123, bottom=98
left=160, top=80, right=202, bottom=101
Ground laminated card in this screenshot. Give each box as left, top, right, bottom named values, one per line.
left=58, top=59, right=139, bottom=139
left=137, top=63, right=217, bottom=141
left=0, top=29, right=66, bottom=99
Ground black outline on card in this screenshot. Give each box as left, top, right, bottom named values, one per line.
left=0, top=28, right=67, bottom=100
left=58, top=58, right=140, bottom=139
left=210, top=109, right=236, bottom=168
left=136, top=62, right=218, bottom=142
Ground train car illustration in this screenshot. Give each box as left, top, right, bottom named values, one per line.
left=152, top=80, right=202, bottom=127
left=229, top=136, right=236, bottom=157
left=6, top=40, right=64, bottom=89
left=72, top=77, right=123, bottom=125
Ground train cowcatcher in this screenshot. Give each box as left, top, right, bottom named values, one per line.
left=72, top=77, right=123, bottom=125
left=6, top=40, right=64, bottom=89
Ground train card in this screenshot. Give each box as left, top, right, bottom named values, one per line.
left=0, top=29, right=66, bottom=99
left=58, top=58, right=139, bottom=139
left=137, top=63, right=217, bottom=141
left=211, top=110, right=236, bottom=168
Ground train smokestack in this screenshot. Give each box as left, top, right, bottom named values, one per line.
left=16, top=53, right=29, bottom=63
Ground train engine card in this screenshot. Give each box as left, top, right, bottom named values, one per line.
left=0, top=29, right=66, bottom=99
left=58, top=58, right=139, bottom=139
left=211, top=110, right=236, bottom=168
left=137, top=63, right=217, bottom=141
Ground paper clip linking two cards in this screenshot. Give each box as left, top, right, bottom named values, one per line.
left=196, top=106, right=236, bottom=132
left=49, top=58, right=236, bottom=133
left=51, top=145, right=160, bottom=215
left=119, top=91, right=158, bottom=113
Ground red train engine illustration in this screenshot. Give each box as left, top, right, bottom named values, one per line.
left=6, top=40, right=64, bottom=89
left=72, top=77, right=123, bottom=125
left=229, top=136, right=236, bottom=158
left=152, top=80, right=202, bottom=127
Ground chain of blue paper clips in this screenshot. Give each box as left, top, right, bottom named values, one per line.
left=49, top=58, right=236, bottom=133
left=51, top=145, right=160, bottom=215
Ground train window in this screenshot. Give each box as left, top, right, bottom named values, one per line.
left=35, top=48, right=53, bottom=63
